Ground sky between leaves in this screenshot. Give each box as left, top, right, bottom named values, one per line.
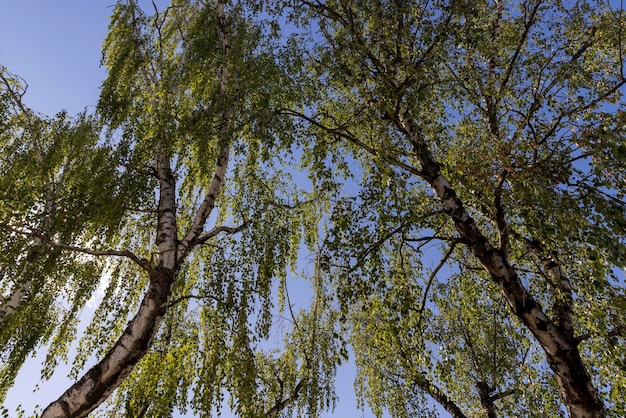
left=0, top=1, right=396, bottom=417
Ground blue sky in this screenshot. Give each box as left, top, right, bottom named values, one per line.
left=0, top=1, right=108, bottom=115
left=0, top=2, right=383, bottom=417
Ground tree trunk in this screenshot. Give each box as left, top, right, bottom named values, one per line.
left=396, top=114, right=605, bottom=418
left=477, top=381, right=497, bottom=418
left=40, top=268, right=174, bottom=418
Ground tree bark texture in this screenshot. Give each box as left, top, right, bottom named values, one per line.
left=41, top=1, right=235, bottom=415
left=396, top=113, right=605, bottom=418
left=40, top=268, right=174, bottom=418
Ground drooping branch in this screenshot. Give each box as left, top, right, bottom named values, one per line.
left=415, top=243, right=456, bottom=332
left=0, top=77, right=68, bottom=319
left=264, top=252, right=333, bottom=417
left=0, top=222, right=150, bottom=271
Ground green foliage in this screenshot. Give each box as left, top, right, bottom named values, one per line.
left=286, top=0, right=626, bottom=416
left=2, top=0, right=626, bottom=417
left=4, top=1, right=339, bottom=417
left=0, top=69, right=150, bottom=394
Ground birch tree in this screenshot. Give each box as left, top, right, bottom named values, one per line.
left=3, top=0, right=626, bottom=417
left=283, top=0, right=626, bottom=416
left=1, top=1, right=339, bottom=417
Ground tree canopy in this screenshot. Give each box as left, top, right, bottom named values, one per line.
left=1, top=1, right=625, bottom=417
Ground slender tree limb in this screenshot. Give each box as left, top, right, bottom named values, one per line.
left=494, top=174, right=511, bottom=262
left=0, top=222, right=151, bottom=271
left=278, top=108, right=421, bottom=176
left=196, top=222, right=249, bottom=245
left=166, top=293, right=229, bottom=310
left=415, top=243, right=456, bottom=332
left=178, top=0, right=234, bottom=259
left=349, top=222, right=409, bottom=272
left=575, top=324, right=626, bottom=345
left=490, top=388, right=517, bottom=402
left=265, top=378, right=308, bottom=418
left=499, top=0, right=543, bottom=95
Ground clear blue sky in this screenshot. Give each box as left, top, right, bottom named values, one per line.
left=0, top=2, right=385, bottom=417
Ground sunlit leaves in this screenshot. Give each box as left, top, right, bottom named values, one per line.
left=288, top=0, right=626, bottom=416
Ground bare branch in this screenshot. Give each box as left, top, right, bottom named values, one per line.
left=279, top=108, right=421, bottom=176
left=415, top=243, right=456, bottom=331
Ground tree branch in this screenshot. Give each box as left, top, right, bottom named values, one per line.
left=575, top=324, right=626, bottom=345
left=279, top=108, right=421, bottom=176
left=265, top=378, right=308, bottom=418
left=415, top=243, right=456, bottom=332
left=0, top=222, right=151, bottom=271
left=494, top=173, right=511, bottom=261
left=499, top=0, right=543, bottom=95
left=178, top=0, right=234, bottom=259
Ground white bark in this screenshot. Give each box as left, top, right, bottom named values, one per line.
left=41, top=2, right=236, bottom=416
left=40, top=268, right=173, bottom=418
left=396, top=111, right=605, bottom=417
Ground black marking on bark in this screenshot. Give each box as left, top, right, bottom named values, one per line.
left=60, top=400, right=70, bottom=416
left=442, top=184, right=456, bottom=201
left=535, top=317, right=548, bottom=331
left=546, top=260, right=558, bottom=270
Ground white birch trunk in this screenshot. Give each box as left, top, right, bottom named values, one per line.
left=397, top=113, right=605, bottom=418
